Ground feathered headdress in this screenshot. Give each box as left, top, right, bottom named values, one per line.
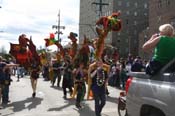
left=68, top=32, right=78, bottom=59
left=44, top=33, right=58, bottom=47
left=95, top=12, right=122, bottom=60
left=96, top=11, right=122, bottom=32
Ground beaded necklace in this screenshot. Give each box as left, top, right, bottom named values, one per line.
left=96, top=68, right=105, bottom=86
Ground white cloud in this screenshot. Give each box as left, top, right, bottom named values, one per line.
left=0, top=0, right=80, bottom=52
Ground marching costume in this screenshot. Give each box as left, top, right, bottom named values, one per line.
left=73, top=63, right=86, bottom=109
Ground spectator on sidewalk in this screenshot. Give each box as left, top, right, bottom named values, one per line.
left=143, top=24, right=175, bottom=75
left=2, top=66, right=12, bottom=104
left=0, top=56, right=18, bottom=107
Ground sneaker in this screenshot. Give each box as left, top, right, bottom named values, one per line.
left=63, top=95, right=67, bottom=99
left=2, top=101, right=8, bottom=105
left=106, top=91, right=110, bottom=96
left=0, top=105, right=3, bottom=109
left=76, top=103, right=82, bottom=109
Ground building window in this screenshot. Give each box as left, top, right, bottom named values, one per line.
left=105, top=12, right=107, bottom=16
left=126, top=11, right=130, bottom=15
left=109, top=10, right=111, bottom=15
left=170, top=18, right=175, bottom=27
left=144, top=13, right=147, bottom=16
left=109, top=11, right=111, bottom=16
left=118, top=10, right=122, bottom=13
left=118, top=1, right=122, bottom=6
left=125, top=48, right=128, bottom=53
left=144, top=3, right=148, bottom=9
left=126, top=2, right=130, bottom=7
left=135, top=2, right=138, bottom=8
left=134, top=12, right=137, bottom=16
left=126, top=38, right=128, bottom=43
left=158, top=16, right=161, bottom=22
left=166, top=0, right=170, bottom=6
left=134, top=21, right=137, bottom=25
left=134, top=30, right=137, bottom=35
left=158, top=0, right=162, bottom=8
left=126, top=19, right=129, bottom=24
left=117, top=38, right=120, bottom=43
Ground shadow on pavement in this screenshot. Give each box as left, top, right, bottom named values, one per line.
left=106, top=96, right=118, bottom=104
left=48, top=99, right=75, bottom=111
left=50, top=85, right=63, bottom=91
left=48, top=99, right=95, bottom=116
left=74, top=103, right=95, bottom=116
left=3, top=97, right=43, bottom=112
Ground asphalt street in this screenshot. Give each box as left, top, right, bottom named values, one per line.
left=0, top=75, right=123, bottom=116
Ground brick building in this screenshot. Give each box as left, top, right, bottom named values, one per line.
left=139, top=0, right=175, bottom=59
left=79, top=0, right=149, bottom=57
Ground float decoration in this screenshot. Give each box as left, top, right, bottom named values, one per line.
left=44, top=33, right=58, bottom=47
left=95, top=12, right=122, bottom=60
left=44, top=33, right=65, bottom=61
left=96, top=12, right=122, bottom=32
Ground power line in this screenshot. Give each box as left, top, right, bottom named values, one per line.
left=92, top=0, right=109, bottom=17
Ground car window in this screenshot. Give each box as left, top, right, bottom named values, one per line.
left=164, top=61, right=175, bottom=73
left=163, top=62, right=175, bottom=82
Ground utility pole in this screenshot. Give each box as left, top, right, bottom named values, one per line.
left=52, top=10, right=65, bottom=43
left=92, top=0, right=109, bottom=17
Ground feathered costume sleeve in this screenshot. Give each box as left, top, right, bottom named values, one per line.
left=44, top=33, right=65, bottom=61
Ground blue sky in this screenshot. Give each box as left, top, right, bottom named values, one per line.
left=0, top=0, right=80, bottom=52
